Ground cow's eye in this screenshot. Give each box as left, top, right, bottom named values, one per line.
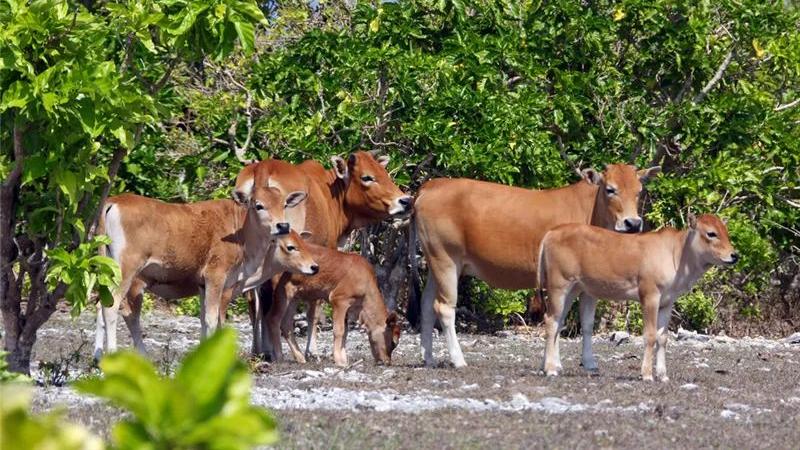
left=254, top=203, right=265, bottom=211
left=706, top=231, right=717, bottom=239
left=605, top=187, right=617, bottom=195
left=287, top=245, right=297, bottom=252
left=361, top=175, right=375, bottom=183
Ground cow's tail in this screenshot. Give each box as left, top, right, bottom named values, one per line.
left=96, top=202, right=112, bottom=259
left=405, top=214, right=422, bottom=330
left=529, top=234, right=549, bottom=322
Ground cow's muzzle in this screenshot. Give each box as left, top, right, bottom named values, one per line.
left=274, top=222, right=290, bottom=235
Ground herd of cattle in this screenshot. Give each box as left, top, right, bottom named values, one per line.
left=92, top=151, right=737, bottom=382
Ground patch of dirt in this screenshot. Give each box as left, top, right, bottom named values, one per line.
left=23, top=309, right=800, bottom=449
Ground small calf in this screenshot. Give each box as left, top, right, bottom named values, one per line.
left=538, top=213, right=737, bottom=381
left=266, top=243, right=401, bottom=366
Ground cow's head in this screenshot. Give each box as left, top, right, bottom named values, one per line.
left=330, top=151, right=413, bottom=224
left=270, top=230, right=319, bottom=275
left=582, top=163, right=660, bottom=233
left=368, top=311, right=401, bottom=365
left=233, top=160, right=308, bottom=236
left=688, top=213, right=738, bottom=267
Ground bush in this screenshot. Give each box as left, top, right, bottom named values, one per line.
left=174, top=296, right=201, bottom=317
left=0, top=351, right=30, bottom=384
left=76, top=328, right=278, bottom=450
left=676, top=290, right=718, bottom=331
left=0, top=385, right=104, bottom=450
left=463, top=280, right=527, bottom=325
left=613, top=302, right=644, bottom=335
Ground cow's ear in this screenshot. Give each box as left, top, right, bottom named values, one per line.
left=581, top=168, right=603, bottom=185
left=376, top=155, right=390, bottom=168
left=300, top=230, right=313, bottom=241
left=687, top=212, right=698, bottom=229
left=331, top=156, right=348, bottom=179
left=285, top=191, right=308, bottom=208
left=638, top=166, right=661, bottom=182
left=232, top=177, right=253, bottom=205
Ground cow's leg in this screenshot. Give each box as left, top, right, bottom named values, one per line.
left=201, top=276, right=225, bottom=338
left=331, top=298, right=353, bottom=367
left=420, top=271, right=438, bottom=366
left=431, top=262, right=464, bottom=368
left=217, top=286, right=236, bottom=326
left=579, top=294, right=599, bottom=372
left=282, top=300, right=306, bottom=363
left=304, top=299, right=321, bottom=360
left=543, top=284, right=576, bottom=376
left=121, top=278, right=147, bottom=354
left=640, top=293, right=660, bottom=382
left=94, top=306, right=106, bottom=361
left=266, top=283, right=291, bottom=362
left=247, top=290, right=261, bottom=355
left=655, top=303, right=673, bottom=382
left=258, top=285, right=275, bottom=359
left=98, top=259, right=138, bottom=359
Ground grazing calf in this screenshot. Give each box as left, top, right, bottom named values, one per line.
left=538, top=213, right=737, bottom=381
left=266, top=243, right=401, bottom=366
left=93, top=190, right=316, bottom=359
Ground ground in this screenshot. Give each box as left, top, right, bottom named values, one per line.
left=23, top=306, right=800, bottom=449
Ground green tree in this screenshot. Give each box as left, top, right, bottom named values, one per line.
left=0, top=0, right=265, bottom=374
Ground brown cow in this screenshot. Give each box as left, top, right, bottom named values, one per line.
left=266, top=243, right=401, bottom=366
left=538, top=213, right=737, bottom=381
left=92, top=189, right=316, bottom=360
left=412, top=164, right=660, bottom=368
left=233, top=151, right=412, bottom=358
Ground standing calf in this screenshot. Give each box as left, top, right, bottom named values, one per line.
left=93, top=190, right=316, bottom=359
left=266, top=243, right=401, bottom=366
left=538, top=213, right=737, bottom=381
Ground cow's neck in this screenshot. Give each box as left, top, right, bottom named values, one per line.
left=240, top=210, right=273, bottom=269
left=670, top=230, right=707, bottom=295
left=577, top=182, right=610, bottom=228
left=324, top=170, right=364, bottom=239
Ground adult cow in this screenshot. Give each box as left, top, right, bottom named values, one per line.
left=410, top=164, right=661, bottom=368
left=234, top=150, right=413, bottom=358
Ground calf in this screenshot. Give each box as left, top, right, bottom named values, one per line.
left=266, top=243, right=401, bottom=366
left=538, top=213, right=737, bottom=381
left=93, top=189, right=316, bottom=359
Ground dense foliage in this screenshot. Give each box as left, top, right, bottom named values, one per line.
left=2, top=0, right=799, bottom=376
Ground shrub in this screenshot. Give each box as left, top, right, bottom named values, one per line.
left=76, top=328, right=278, bottom=450
left=613, top=302, right=644, bottom=335
left=0, top=385, right=104, bottom=450
left=0, top=351, right=30, bottom=384
left=676, top=290, right=717, bottom=331
left=174, top=296, right=201, bottom=317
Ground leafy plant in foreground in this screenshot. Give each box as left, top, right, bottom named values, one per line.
left=76, top=328, right=278, bottom=450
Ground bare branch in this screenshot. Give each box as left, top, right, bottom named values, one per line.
left=693, top=48, right=735, bottom=104
left=775, top=98, right=800, bottom=112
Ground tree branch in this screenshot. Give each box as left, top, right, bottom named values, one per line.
left=3, top=124, right=25, bottom=189
left=775, top=98, right=800, bottom=112
left=693, top=48, right=735, bottom=104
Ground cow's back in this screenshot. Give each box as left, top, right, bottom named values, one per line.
left=414, top=178, right=597, bottom=290
left=106, top=194, right=239, bottom=281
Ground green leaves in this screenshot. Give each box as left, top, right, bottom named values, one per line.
left=0, top=385, right=105, bottom=450
left=76, top=328, right=279, bottom=450
left=46, top=236, right=121, bottom=315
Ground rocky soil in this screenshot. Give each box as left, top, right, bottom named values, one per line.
left=22, top=307, right=800, bottom=449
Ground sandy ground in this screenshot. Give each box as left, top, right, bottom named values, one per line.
left=22, top=307, right=800, bottom=449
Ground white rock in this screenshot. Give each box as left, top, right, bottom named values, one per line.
left=677, top=328, right=710, bottom=342
left=720, top=409, right=739, bottom=420
left=610, top=331, right=630, bottom=345
left=782, top=332, right=800, bottom=344
left=680, top=383, right=699, bottom=391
